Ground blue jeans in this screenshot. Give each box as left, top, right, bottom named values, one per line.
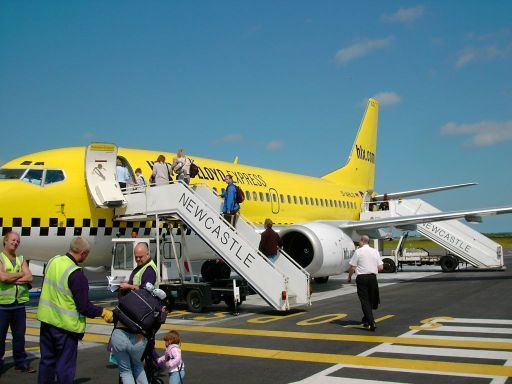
left=0, top=305, right=27, bottom=369
left=111, top=329, right=148, bottom=384
left=169, top=369, right=185, bottom=384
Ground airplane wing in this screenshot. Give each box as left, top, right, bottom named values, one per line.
left=372, top=182, right=477, bottom=201
left=338, top=206, right=512, bottom=231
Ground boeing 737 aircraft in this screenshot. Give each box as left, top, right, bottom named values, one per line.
left=1, top=98, right=511, bottom=281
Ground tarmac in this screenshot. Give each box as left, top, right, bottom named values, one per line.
left=1, top=255, right=511, bottom=383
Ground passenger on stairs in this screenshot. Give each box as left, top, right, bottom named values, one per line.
left=172, top=149, right=191, bottom=185
left=151, top=155, right=173, bottom=185
left=221, top=175, right=240, bottom=227
left=258, top=219, right=283, bottom=264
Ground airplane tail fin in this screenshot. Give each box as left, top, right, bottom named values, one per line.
left=322, top=98, right=379, bottom=192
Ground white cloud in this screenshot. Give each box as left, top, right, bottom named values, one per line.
left=82, top=131, right=95, bottom=139
left=335, top=36, right=394, bottom=64
left=381, top=5, right=425, bottom=23
left=266, top=141, right=284, bottom=151
left=221, top=134, right=243, bottom=143
left=371, top=92, right=401, bottom=107
left=455, top=42, right=512, bottom=68
left=440, top=120, right=512, bottom=146
left=211, top=134, right=243, bottom=146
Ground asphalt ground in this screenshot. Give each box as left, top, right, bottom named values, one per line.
left=1, top=256, right=511, bottom=384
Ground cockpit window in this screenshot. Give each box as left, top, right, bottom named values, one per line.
left=44, top=170, right=65, bottom=185
left=22, top=169, right=44, bottom=185
left=0, top=169, right=26, bottom=180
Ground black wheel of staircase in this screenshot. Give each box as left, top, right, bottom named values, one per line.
left=186, top=289, right=205, bottom=313
left=314, top=276, right=329, bottom=284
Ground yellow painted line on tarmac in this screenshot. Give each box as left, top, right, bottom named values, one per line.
left=23, top=327, right=512, bottom=377
left=27, top=313, right=512, bottom=351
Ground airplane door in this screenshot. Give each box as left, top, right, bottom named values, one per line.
left=269, top=188, right=280, bottom=214
left=85, top=143, right=126, bottom=208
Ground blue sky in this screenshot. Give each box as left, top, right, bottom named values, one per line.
left=1, top=1, right=511, bottom=232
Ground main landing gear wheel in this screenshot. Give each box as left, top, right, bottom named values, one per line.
left=440, top=255, right=458, bottom=272
left=186, top=289, right=205, bottom=313
left=201, top=260, right=231, bottom=282
left=382, top=258, right=396, bottom=273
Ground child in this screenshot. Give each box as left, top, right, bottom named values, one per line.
left=157, top=330, right=185, bottom=384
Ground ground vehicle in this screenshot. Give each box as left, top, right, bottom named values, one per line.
left=380, top=235, right=461, bottom=273
left=109, top=237, right=249, bottom=313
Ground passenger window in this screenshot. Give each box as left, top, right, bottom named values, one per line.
left=334, top=200, right=338, bottom=208
left=44, top=170, right=65, bottom=185
left=253, top=191, right=258, bottom=201
left=245, top=191, right=251, bottom=200
left=305, top=197, right=309, bottom=205
left=320, top=199, right=324, bottom=207
left=299, top=196, right=303, bottom=205
left=22, top=169, right=44, bottom=186
left=272, top=193, right=277, bottom=202
left=265, top=193, right=270, bottom=202
left=287, top=195, right=291, bottom=204
left=293, top=196, right=297, bottom=204
left=259, top=192, right=264, bottom=201
left=280, top=194, right=284, bottom=203
left=0, top=169, right=26, bottom=180
left=330, top=200, right=333, bottom=207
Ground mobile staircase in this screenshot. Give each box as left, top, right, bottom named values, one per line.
left=360, top=198, right=504, bottom=271
left=114, top=182, right=311, bottom=311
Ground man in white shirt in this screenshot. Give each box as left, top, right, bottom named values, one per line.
left=348, top=235, right=383, bottom=331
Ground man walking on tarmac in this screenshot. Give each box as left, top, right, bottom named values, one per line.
left=348, top=235, right=383, bottom=332
left=37, top=237, right=114, bottom=384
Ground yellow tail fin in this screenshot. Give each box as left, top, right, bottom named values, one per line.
left=322, top=98, right=379, bottom=192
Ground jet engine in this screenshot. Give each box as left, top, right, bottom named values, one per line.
left=279, top=222, right=356, bottom=278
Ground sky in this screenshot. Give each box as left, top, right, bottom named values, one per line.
left=1, top=1, right=511, bottom=232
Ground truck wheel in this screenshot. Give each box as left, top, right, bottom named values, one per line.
left=186, top=289, right=205, bottom=313
left=382, top=258, right=396, bottom=273
left=440, top=255, right=458, bottom=272
left=314, top=276, right=329, bottom=284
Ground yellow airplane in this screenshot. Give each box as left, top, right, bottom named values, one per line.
left=1, top=98, right=511, bottom=280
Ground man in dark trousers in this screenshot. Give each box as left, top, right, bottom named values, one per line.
left=37, top=237, right=114, bottom=383
left=348, top=235, right=383, bottom=331
left=258, top=218, right=283, bottom=264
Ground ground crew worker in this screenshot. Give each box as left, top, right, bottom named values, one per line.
left=348, top=235, right=383, bottom=332
left=37, top=237, right=114, bottom=384
left=119, top=242, right=158, bottom=293
left=0, top=231, right=35, bottom=374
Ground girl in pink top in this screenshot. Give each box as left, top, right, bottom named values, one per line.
left=157, top=330, right=185, bottom=384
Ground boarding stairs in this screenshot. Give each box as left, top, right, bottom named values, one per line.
left=114, top=182, right=311, bottom=311
left=360, top=198, right=504, bottom=269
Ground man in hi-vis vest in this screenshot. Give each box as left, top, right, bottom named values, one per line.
left=37, top=237, right=114, bottom=384
left=0, top=231, right=35, bottom=375
left=119, top=242, right=158, bottom=294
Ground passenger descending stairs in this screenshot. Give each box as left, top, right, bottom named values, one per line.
left=361, top=198, right=504, bottom=269
left=115, top=182, right=311, bottom=311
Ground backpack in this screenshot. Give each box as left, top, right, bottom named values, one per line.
left=189, top=161, right=199, bottom=178
left=235, top=185, right=244, bottom=204
left=113, top=288, right=164, bottom=336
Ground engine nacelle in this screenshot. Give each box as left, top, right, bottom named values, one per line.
left=279, top=222, right=355, bottom=277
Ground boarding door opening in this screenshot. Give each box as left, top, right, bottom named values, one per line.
left=269, top=188, right=280, bottom=214
left=85, top=143, right=126, bottom=208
